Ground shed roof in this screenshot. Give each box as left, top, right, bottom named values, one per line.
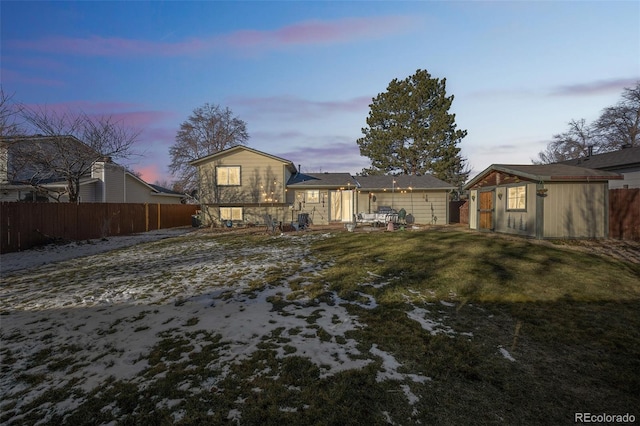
left=558, top=146, right=640, bottom=170
left=464, top=164, right=623, bottom=189
left=355, top=174, right=455, bottom=191
left=286, top=172, right=358, bottom=189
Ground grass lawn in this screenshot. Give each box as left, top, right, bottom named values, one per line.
left=1, top=228, right=638, bottom=425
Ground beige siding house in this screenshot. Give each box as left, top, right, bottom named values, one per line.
left=354, top=175, right=455, bottom=226
left=286, top=172, right=360, bottom=225
left=190, top=146, right=457, bottom=227
left=190, top=146, right=297, bottom=226
left=464, top=164, right=622, bottom=239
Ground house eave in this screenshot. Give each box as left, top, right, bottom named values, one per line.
left=356, top=186, right=456, bottom=191
left=189, top=145, right=297, bottom=173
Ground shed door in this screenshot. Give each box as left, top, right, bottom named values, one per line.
left=479, top=191, right=494, bottom=230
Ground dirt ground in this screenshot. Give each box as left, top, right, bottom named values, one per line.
left=542, top=238, right=640, bottom=264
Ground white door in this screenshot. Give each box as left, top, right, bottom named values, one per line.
left=330, top=190, right=353, bottom=222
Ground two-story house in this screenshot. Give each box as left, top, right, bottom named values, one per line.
left=190, top=145, right=456, bottom=227
left=1, top=135, right=184, bottom=204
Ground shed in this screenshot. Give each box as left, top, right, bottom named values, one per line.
left=463, top=164, right=622, bottom=239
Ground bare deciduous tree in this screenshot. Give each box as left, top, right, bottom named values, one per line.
left=593, top=82, right=640, bottom=150
left=169, top=103, right=249, bottom=194
left=9, top=107, right=139, bottom=202
left=0, top=87, right=23, bottom=137
left=534, top=82, right=640, bottom=164
left=533, top=119, right=598, bottom=164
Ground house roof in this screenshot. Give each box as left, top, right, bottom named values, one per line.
left=557, top=146, right=640, bottom=170
left=464, top=164, right=623, bottom=189
left=189, top=145, right=297, bottom=172
left=149, top=183, right=185, bottom=197
left=355, top=174, right=455, bottom=191
left=125, top=172, right=185, bottom=198
left=286, top=172, right=359, bottom=189
left=1, top=135, right=99, bottom=182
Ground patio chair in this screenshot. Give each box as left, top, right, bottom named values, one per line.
left=263, top=214, right=278, bottom=233
left=398, top=208, right=407, bottom=225
left=297, top=213, right=310, bottom=230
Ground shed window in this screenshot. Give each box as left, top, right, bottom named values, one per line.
left=216, top=166, right=241, bottom=186
left=306, top=190, right=319, bottom=203
left=507, top=186, right=526, bottom=210
left=220, top=207, right=243, bottom=221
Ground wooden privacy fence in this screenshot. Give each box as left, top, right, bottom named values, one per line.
left=0, top=202, right=199, bottom=253
left=609, top=188, right=640, bottom=240
left=458, top=201, right=469, bottom=225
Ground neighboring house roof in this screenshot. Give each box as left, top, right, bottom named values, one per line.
left=356, top=174, right=455, bottom=191
left=0, top=177, right=101, bottom=190
left=126, top=172, right=185, bottom=199
left=148, top=183, right=184, bottom=196
left=286, top=172, right=359, bottom=189
left=557, top=146, right=640, bottom=171
left=189, top=145, right=297, bottom=173
left=1, top=134, right=98, bottom=183
left=464, top=164, right=623, bottom=189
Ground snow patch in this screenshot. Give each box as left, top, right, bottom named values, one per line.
left=498, top=346, right=516, bottom=362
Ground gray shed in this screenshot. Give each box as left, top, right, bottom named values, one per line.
left=464, top=164, right=622, bottom=239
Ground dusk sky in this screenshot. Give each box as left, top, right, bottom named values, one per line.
left=2, top=1, right=638, bottom=185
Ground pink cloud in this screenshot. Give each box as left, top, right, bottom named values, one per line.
left=21, top=101, right=177, bottom=128
left=280, top=140, right=370, bottom=173
left=230, top=95, right=371, bottom=120
left=140, top=127, right=178, bottom=146
left=250, top=131, right=369, bottom=174
left=227, top=16, right=417, bottom=49
left=9, top=16, right=418, bottom=57
left=134, top=164, right=163, bottom=184
left=108, top=111, right=177, bottom=128
left=3, top=55, right=72, bottom=72
left=22, top=100, right=140, bottom=114
left=0, top=68, right=66, bottom=87
left=551, top=78, right=639, bottom=96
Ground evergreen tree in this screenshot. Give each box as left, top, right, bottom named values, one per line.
left=357, top=69, right=468, bottom=187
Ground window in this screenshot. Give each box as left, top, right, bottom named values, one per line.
left=507, top=185, right=526, bottom=210
left=216, top=166, right=241, bottom=186
left=306, top=190, right=319, bottom=203
left=220, top=207, right=243, bottom=221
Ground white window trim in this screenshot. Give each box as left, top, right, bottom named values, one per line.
left=216, top=166, right=241, bottom=186
left=220, top=207, right=243, bottom=221
left=507, top=185, right=526, bottom=211
left=306, top=190, right=320, bottom=203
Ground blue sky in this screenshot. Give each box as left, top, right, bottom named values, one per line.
left=2, top=1, right=638, bottom=184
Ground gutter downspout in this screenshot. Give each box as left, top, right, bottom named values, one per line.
left=535, top=181, right=545, bottom=239
left=123, top=167, right=127, bottom=202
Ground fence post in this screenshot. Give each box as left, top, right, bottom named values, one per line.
left=145, top=203, right=149, bottom=232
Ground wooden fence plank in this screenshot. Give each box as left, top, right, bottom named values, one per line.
left=0, top=202, right=198, bottom=253
left=609, top=188, right=640, bottom=240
